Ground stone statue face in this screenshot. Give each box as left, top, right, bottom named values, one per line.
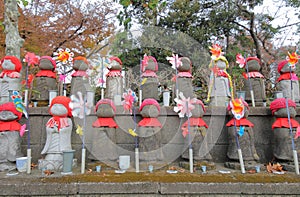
left=216, top=60, right=226, bottom=69
left=178, top=57, right=191, bottom=72
left=110, top=60, right=122, bottom=70
left=39, top=59, right=55, bottom=70
left=50, top=104, right=68, bottom=116
left=281, top=63, right=296, bottom=73
left=2, top=59, right=15, bottom=71
left=274, top=107, right=296, bottom=118
left=96, top=104, right=114, bottom=117
left=0, top=110, right=18, bottom=121
left=141, top=105, right=159, bottom=118
left=145, top=59, right=156, bottom=71
left=191, top=104, right=204, bottom=118
left=247, top=60, right=261, bottom=71
left=73, top=60, right=88, bottom=71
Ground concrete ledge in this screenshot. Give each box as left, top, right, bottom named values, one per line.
left=160, top=182, right=300, bottom=195
left=0, top=181, right=300, bottom=196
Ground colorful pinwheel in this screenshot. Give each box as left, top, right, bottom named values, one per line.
left=287, top=51, right=300, bottom=69
left=122, top=89, right=138, bottom=114
left=209, top=44, right=224, bottom=60
left=11, top=91, right=28, bottom=118
left=229, top=98, right=245, bottom=121
left=174, top=92, right=196, bottom=118
left=166, top=54, right=182, bottom=69
left=69, top=92, right=92, bottom=119
left=53, top=48, right=74, bottom=65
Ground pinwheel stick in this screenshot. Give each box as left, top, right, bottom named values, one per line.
left=285, top=97, right=299, bottom=174
left=289, top=67, right=294, bottom=101
left=133, top=106, right=139, bottom=172
left=245, top=61, right=255, bottom=107
left=175, top=58, right=179, bottom=99
left=186, top=101, right=193, bottom=173
left=25, top=62, right=31, bottom=174
left=234, top=119, right=245, bottom=174
left=80, top=95, right=87, bottom=174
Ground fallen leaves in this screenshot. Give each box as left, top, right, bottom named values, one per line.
left=266, top=162, right=285, bottom=174
left=43, top=170, right=54, bottom=176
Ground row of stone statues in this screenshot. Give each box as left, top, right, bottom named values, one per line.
left=0, top=52, right=299, bottom=172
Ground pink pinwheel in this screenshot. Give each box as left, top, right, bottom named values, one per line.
left=236, top=54, right=246, bottom=68
left=122, top=89, right=137, bottom=114
left=24, top=52, right=39, bottom=67
left=59, top=74, right=67, bottom=82
left=69, top=92, right=92, bottom=119
left=174, top=92, right=197, bottom=118
left=167, top=54, right=182, bottom=69
left=142, top=55, right=149, bottom=71
left=20, top=124, right=27, bottom=137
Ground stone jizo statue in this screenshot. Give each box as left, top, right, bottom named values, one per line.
left=39, top=96, right=73, bottom=171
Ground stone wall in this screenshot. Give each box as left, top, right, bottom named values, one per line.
left=20, top=106, right=300, bottom=165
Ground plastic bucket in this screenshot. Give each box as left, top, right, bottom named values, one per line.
left=119, top=155, right=130, bottom=170
left=16, top=157, right=28, bottom=172
left=62, top=150, right=75, bottom=174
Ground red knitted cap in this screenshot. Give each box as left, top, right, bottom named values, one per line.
left=0, top=102, right=22, bottom=120
left=0, top=56, right=22, bottom=72
left=109, top=56, right=122, bottom=65
left=270, top=98, right=296, bottom=114
left=95, top=99, right=116, bottom=113
left=139, top=98, right=160, bottom=112
left=246, top=57, right=261, bottom=64
left=277, top=60, right=289, bottom=73
left=49, top=96, right=72, bottom=117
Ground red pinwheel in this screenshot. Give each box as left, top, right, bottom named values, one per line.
left=24, top=52, right=39, bottom=67
left=122, top=89, right=137, bottom=114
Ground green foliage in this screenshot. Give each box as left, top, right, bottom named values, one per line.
left=17, top=0, right=29, bottom=7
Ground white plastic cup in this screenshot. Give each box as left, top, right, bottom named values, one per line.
left=201, top=165, right=207, bottom=173
left=16, top=157, right=28, bottom=172
left=148, top=165, right=153, bottom=173
left=96, top=165, right=101, bottom=172
left=255, top=165, right=260, bottom=173
left=119, top=155, right=130, bottom=171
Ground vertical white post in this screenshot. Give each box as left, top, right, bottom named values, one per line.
left=189, top=148, right=193, bottom=173
left=139, top=89, right=142, bottom=107
left=27, top=149, right=31, bottom=174
left=101, top=88, right=104, bottom=100
left=24, top=90, right=28, bottom=107
left=81, top=148, right=86, bottom=174
left=135, top=148, right=139, bottom=173
left=293, top=150, right=299, bottom=175
left=238, top=149, right=245, bottom=174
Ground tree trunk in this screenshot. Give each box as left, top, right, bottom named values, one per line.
left=4, top=0, right=24, bottom=59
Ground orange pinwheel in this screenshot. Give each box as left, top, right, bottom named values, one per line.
left=53, top=48, right=74, bottom=64
left=209, top=44, right=223, bottom=59
left=287, top=51, right=299, bottom=66
left=230, top=98, right=245, bottom=120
